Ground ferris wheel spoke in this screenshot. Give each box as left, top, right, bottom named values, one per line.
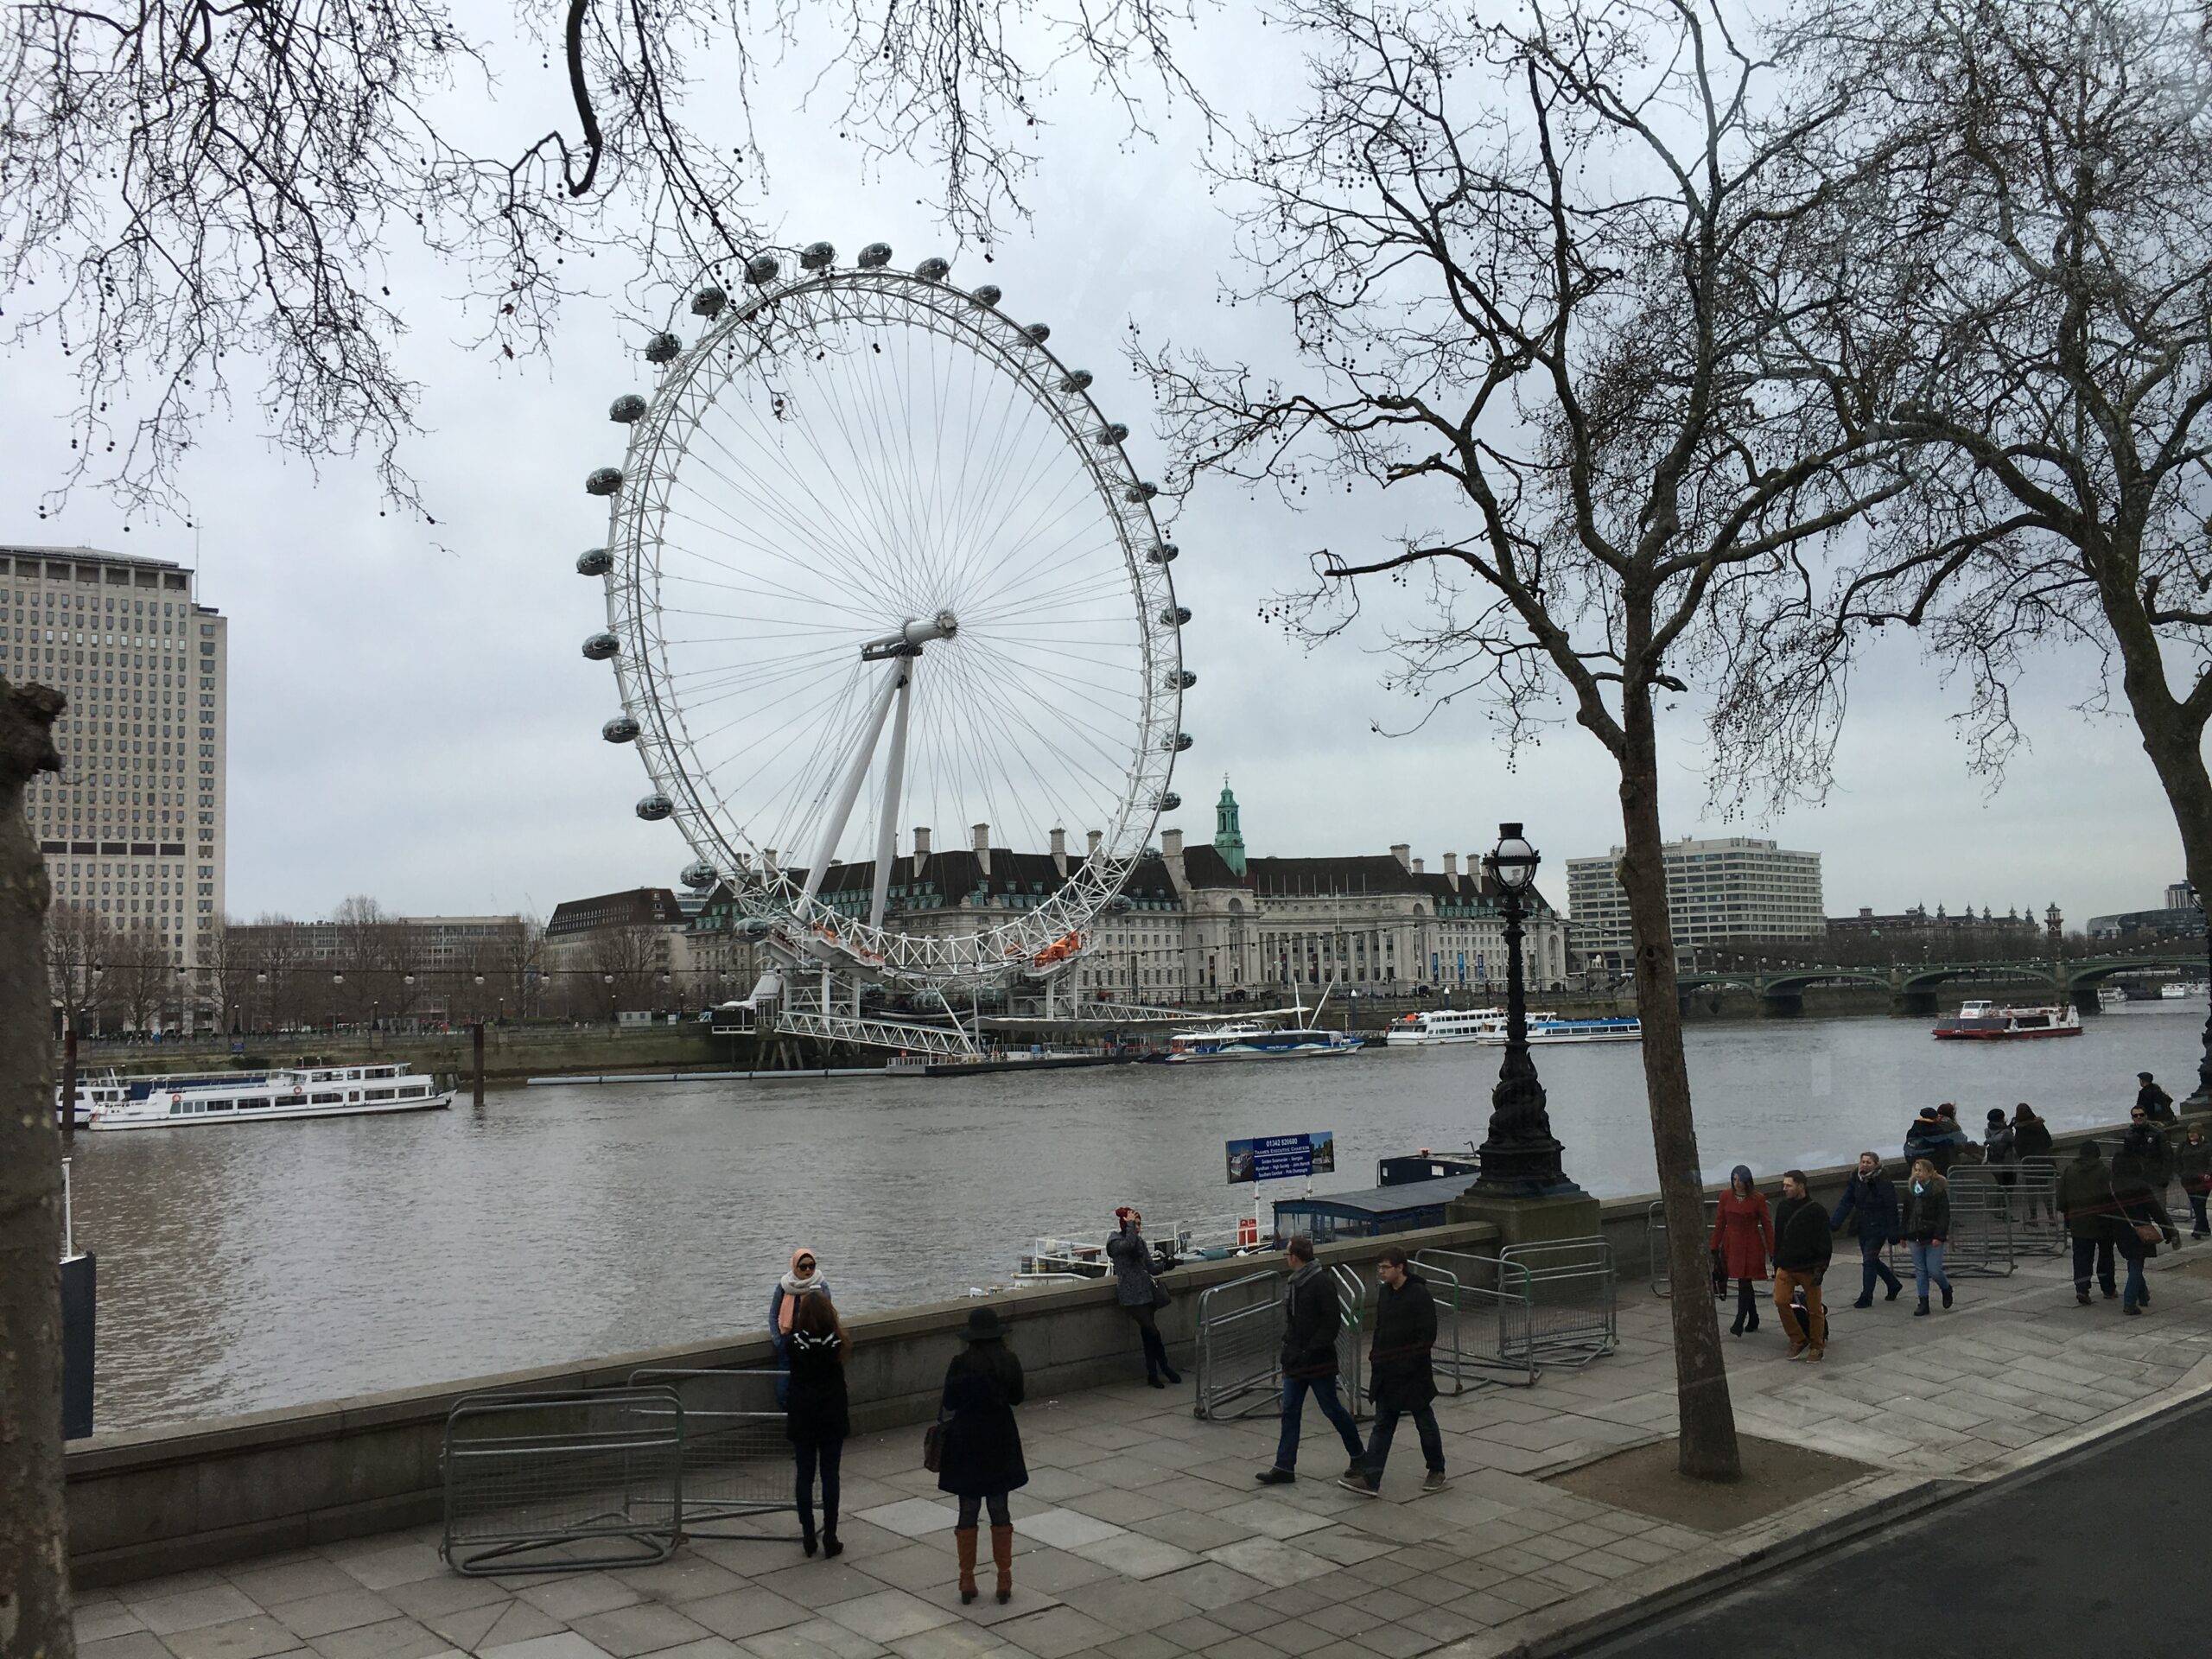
left=681, top=428, right=907, bottom=608
left=657, top=505, right=894, bottom=616
left=928, top=641, right=1127, bottom=838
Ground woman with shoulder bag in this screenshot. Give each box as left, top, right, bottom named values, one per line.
left=2110, top=1134, right=2175, bottom=1316
left=785, top=1291, right=849, bottom=1559
left=938, top=1306, right=1028, bottom=1606
left=1104, top=1205, right=1181, bottom=1388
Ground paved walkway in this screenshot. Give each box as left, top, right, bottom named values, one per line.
left=73, top=1245, right=2212, bottom=1659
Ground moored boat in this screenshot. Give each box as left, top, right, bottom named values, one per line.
left=1931, top=999, right=2082, bottom=1040
left=1386, top=1007, right=1643, bottom=1046
left=1165, top=1021, right=1363, bottom=1062
left=79, top=1061, right=453, bottom=1130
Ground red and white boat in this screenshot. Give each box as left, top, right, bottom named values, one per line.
left=1932, top=999, right=2082, bottom=1040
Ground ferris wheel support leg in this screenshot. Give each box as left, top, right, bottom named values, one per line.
left=800, top=656, right=907, bottom=906
left=868, top=669, right=913, bottom=931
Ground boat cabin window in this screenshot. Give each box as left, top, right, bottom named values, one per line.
left=348, top=1091, right=360, bottom=1102
left=311, top=1092, right=342, bottom=1104
left=347, top=1069, right=361, bottom=1080
left=205, top=1100, right=233, bottom=1112
left=274, top=1095, right=306, bottom=1108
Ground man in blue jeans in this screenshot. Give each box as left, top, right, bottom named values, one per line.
left=1256, top=1236, right=1365, bottom=1484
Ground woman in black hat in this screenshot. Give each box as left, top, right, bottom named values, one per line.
left=938, top=1306, right=1028, bottom=1605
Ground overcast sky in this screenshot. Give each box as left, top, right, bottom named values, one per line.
left=2, top=5, right=2195, bottom=929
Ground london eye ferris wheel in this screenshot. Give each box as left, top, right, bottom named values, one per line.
left=574, top=241, right=1190, bottom=1007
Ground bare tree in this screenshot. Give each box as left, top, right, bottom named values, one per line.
left=1138, top=0, right=1901, bottom=1478
left=106, top=925, right=171, bottom=1034
left=589, top=923, right=664, bottom=1021
left=1772, top=0, right=2212, bottom=1100
left=42, top=899, right=111, bottom=1035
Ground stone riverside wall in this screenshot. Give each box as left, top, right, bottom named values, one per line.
left=65, top=1110, right=2162, bottom=1588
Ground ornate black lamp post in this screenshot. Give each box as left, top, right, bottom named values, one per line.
left=1474, top=823, right=1578, bottom=1195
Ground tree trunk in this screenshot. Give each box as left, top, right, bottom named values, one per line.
left=1, top=679, right=72, bottom=1657
left=2105, top=575, right=2212, bottom=1106
left=1616, top=677, right=1742, bottom=1481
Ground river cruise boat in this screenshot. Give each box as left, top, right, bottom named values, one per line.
left=1931, top=1000, right=2082, bottom=1041
left=2161, top=981, right=2209, bottom=999
left=1386, top=1007, right=1643, bottom=1046
left=76, top=1062, right=453, bottom=1130
left=1165, top=1020, right=1363, bottom=1062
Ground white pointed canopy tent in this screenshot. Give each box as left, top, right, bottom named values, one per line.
left=578, top=245, right=1187, bottom=1035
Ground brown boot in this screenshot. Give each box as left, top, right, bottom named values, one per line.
left=956, top=1526, right=979, bottom=1604
left=990, top=1523, right=1015, bottom=1605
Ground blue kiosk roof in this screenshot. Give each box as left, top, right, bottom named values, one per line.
left=1271, top=1173, right=1472, bottom=1233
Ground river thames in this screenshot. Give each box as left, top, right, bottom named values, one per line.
left=69, top=1000, right=2209, bottom=1431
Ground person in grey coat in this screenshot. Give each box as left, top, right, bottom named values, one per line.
left=1104, top=1207, right=1180, bottom=1388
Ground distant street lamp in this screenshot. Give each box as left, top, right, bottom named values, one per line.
left=330, top=971, right=344, bottom=1036
left=1473, top=823, right=1574, bottom=1195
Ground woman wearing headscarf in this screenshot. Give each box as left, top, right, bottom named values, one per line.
left=785, top=1290, right=849, bottom=1558
left=1709, top=1166, right=1773, bottom=1337
left=1104, top=1206, right=1180, bottom=1388
left=938, top=1306, right=1028, bottom=1606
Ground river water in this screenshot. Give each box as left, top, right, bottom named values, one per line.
left=70, top=1001, right=2209, bottom=1431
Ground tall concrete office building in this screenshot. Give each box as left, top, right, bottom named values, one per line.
left=1566, top=835, right=1823, bottom=961
left=5, top=546, right=226, bottom=977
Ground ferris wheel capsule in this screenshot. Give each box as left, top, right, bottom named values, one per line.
left=802, top=241, right=837, bottom=270
left=645, top=333, right=682, bottom=364
left=610, top=396, right=647, bottom=423
left=915, top=257, right=951, bottom=281
left=970, top=284, right=1002, bottom=307
left=681, top=859, right=718, bottom=890
left=1148, top=543, right=1179, bottom=564
left=690, top=287, right=728, bottom=318
left=1024, top=322, right=1052, bottom=342
left=637, top=793, right=674, bottom=822
left=602, top=715, right=640, bottom=743
left=1162, top=605, right=1192, bottom=626
left=582, top=632, right=620, bottom=661
left=586, top=467, right=623, bottom=496
left=856, top=242, right=893, bottom=268
left=576, top=548, right=613, bottom=576
left=744, top=253, right=779, bottom=284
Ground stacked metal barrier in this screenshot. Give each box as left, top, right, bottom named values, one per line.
left=1192, top=1269, right=1286, bottom=1421
left=1410, top=1249, right=1537, bottom=1389
left=442, top=1387, right=684, bottom=1575
left=1940, top=1168, right=2019, bottom=1276
left=1329, top=1262, right=1371, bottom=1421
left=1644, top=1199, right=1723, bottom=1299
left=627, top=1369, right=797, bottom=1538
left=1498, top=1238, right=1618, bottom=1367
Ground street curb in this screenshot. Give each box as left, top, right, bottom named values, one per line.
left=1437, top=1355, right=2212, bottom=1658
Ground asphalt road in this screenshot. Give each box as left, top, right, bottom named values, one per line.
left=1580, top=1390, right=2212, bottom=1658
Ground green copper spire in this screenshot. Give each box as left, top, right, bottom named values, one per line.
left=1213, top=774, right=1246, bottom=876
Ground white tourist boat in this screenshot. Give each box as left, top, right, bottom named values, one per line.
left=1931, top=1000, right=2082, bottom=1041
left=77, top=1062, right=453, bottom=1130
left=2161, top=981, right=2209, bottom=1000
left=1386, top=1007, right=1643, bottom=1046
left=1165, top=1020, right=1363, bottom=1062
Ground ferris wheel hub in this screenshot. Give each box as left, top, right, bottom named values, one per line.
left=860, top=610, right=959, bottom=659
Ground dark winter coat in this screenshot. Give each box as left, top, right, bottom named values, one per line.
left=2056, top=1152, right=2119, bottom=1242
left=1830, top=1173, right=1898, bottom=1246
left=1709, top=1188, right=1774, bottom=1281
left=2109, top=1147, right=2171, bottom=1262
left=1105, top=1224, right=1160, bottom=1308
left=2178, top=1135, right=2212, bottom=1196
left=1280, top=1262, right=1342, bottom=1380
left=2127, top=1122, right=2174, bottom=1190
left=1904, top=1115, right=1971, bottom=1174
left=937, top=1340, right=1028, bottom=1497
left=1771, top=1195, right=1834, bottom=1274
left=2012, top=1115, right=2055, bottom=1162
left=2138, top=1082, right=2178, bottom=1124
left=785, top=1326, right=849, bottom=1445
left=1901, top=1176, right=1951, bottom=1243
left=1366, top=1272, right=1438, bottom=1411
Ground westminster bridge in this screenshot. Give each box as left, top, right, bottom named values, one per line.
left=1677, top=949, right=2209, bottom=1017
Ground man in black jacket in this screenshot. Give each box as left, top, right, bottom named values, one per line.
left=1256, top=1236, right=1366, bottom=1485
left=2139, top=1072, right=2178, bottom=1124
left=2057, top=1139, right=2119, bottom=1303
left=1340, top=1249, right=1445, bottom=1497
left=1771, top=1170, right=1833, bottom=1361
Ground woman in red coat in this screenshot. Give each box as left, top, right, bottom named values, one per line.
left=1710, top=1166, right=1773, bottom=1337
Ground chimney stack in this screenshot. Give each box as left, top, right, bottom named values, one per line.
left=1412, top=856, right=1425, bottom=874
left=972, top=822, right=992, bottom=877
left=1162, top=828, right=1184, bottom=856
left=1160, top=828, right=1187, bottom=893
left=1087, top=829, right=1103, bottom=868
left=1443, top=852, right=1459, bottom=890
left=1051, top=827, right=1068, bottom=877
left=1390, top=842, right=1411, bottom=870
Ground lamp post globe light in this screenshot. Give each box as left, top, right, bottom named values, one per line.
left=1472, top=823, right=1579, bottom=1196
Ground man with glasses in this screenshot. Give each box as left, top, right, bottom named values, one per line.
left=1339, top=1248, right=1446, bottom=1496
left=1255, top=1236, right=1366, bottom=1486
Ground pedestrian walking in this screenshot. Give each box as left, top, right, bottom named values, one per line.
left=2056, top=1139, right=2120, bottom=1304
left=1830, top=1152, right=1903, bottom=1307
left=2012, top=1104, right=2057, bottom=1226
left=1340, top=1248, right=1445, bottom=1497
left=1255, top=1235, right=1365, bottom=1485
left=1904, top=1107, right=1971, bottom=1174
left=768, top=1247, right=828, bottom=1406
left=2109, top=1135, right=2175, bottom=1317
left=938, top=1306, right=1027, bottom=1605
left=2128, top=1099, right=2176, bottom=1191
left=785, top=1290, right=849, bottom=1559
left=2177, top=1124, right=2212, bottom=1240
left=1771, top=1170, right=1832, bottom=1360
left=1902, top=1157, right=1955, bottom=1316
left=1982, top=1109, right=2018, bottom=1187
left=2138, top=1071, right=2178, bottom=1125
left=1710, top=1166, right=1773, bottom=1338
left=1104, top=1206, right=1181, bottom=1388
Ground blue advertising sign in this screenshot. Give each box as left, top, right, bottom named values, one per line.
left=1225, top=1131, right=1337, bottom=1185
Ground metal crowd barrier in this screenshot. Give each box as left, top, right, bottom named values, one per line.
left=1192, top=1265, right=1371, bottom=1422
left=1413, top=1249, right=1537, bottom=1389
left=1940, top=1169, right=2018, bottom=1277
left=441, top=1387, right=683, bottom=1575
left=1194, top=1269, right=1285, bottom=1421
left=1644, top=1199, right=1722, bottom=1299
left=1499, top=1237, right=1618, bottom=1368
left=628, top=1368, right=798, bottom=1539
left=2005, top=1161, right=2066, bottom=1254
